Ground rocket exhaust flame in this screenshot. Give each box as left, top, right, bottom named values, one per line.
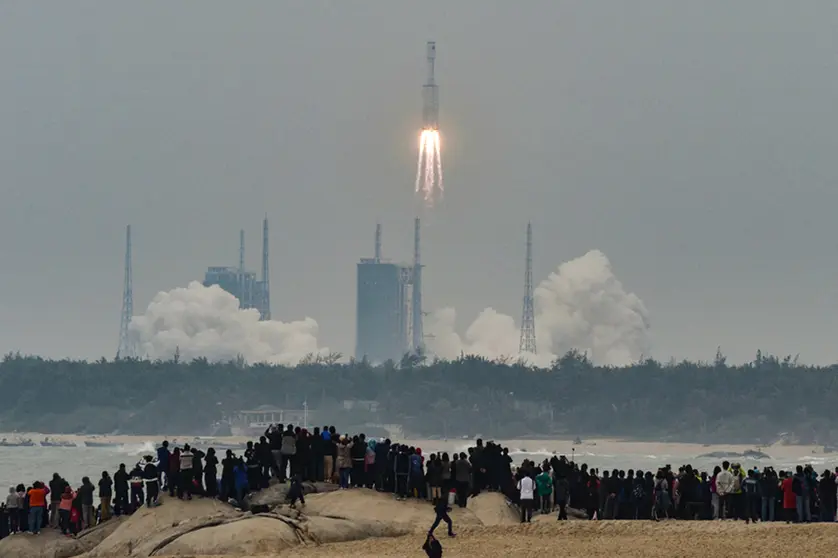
left=415, top=128, right=443, bottom=205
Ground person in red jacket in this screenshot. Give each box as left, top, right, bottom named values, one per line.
left=780, top=472, right=796, bottom=523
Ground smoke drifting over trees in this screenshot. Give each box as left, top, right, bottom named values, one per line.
left=128, top=251, right=647, bottom=367
left=427, top=250, right=650, bottom=366
left=129, top=282, right=323, bottom=365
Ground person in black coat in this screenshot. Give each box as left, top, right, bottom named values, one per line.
left=204, top=448, right=219, bottom=498
left=114, top=464, right=129, bottom=515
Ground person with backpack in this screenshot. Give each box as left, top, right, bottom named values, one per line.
left=742, top=469, right=761, bottom=523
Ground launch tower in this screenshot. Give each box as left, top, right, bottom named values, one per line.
left=519, top=223, right=537, bottom=354
left=117, top=225, right=137, bottom=359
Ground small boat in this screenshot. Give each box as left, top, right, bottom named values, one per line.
left=84, top=441, right=123, bottom=448
left=573, top=437, right=583, bottom=445
left=40, top=438, right=76, bottom=448
left=0, top=438, right=35, bottom=447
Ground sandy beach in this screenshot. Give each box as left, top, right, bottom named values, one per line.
left=282, top=521, right=836, bottom=557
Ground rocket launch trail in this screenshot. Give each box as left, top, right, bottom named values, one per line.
left=415, top=41, right=443, bottom=206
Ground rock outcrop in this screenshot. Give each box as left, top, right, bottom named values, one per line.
left=1, top=488, right=528, bottom=557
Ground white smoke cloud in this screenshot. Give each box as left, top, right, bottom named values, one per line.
left=129, top=281, right=325, bottom=365
left=426, top=250, right=650, bottom=366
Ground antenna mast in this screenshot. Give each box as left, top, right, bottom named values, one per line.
left=239, top=228, right=245, bottom=308
left=117, top=225, right=136, bottom=359
left=412, top=217, right=424, bottom=352
left=519, top=223, right=537, bottom=354
left=374, top=223, right=382, bottom=262
left=260, top=215, right=271, bottom=320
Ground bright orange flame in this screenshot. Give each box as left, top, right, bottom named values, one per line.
left=415, top=128, right=443, bottom=205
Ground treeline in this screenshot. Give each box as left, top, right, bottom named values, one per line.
left=1, top=349, right=837, bottom=444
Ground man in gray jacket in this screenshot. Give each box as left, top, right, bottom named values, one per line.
left=279, top=424, right=297, bottom=482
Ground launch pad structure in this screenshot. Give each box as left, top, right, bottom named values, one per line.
left=355, top=219, right=424, bottom=363
left=203, top=215, right=272, bottom=320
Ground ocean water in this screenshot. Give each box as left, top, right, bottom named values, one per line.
left=0, top=442, right=157, bottom=493
left=1, top=440, right=836, bottom=496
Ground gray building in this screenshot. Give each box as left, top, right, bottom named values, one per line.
left=203, top=218, right=271, bottom=320
left=203, top=266, right=267, bottom=314
left=355, top=258, right=413, bottom=363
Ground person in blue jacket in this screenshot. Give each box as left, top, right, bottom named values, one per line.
left=233, top=458, right=249, bottom=506
left=156, top=441, right=171, bottom=489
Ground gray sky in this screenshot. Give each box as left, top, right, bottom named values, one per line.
left=1, top=1, right=837, bottom=365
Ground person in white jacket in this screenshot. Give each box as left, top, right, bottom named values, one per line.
left=518, top=473, right=535, bottom=523
left=715, top=461, right=735, bottom=519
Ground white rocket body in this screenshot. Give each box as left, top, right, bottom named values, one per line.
left=422, top=41, right=439, bottom=129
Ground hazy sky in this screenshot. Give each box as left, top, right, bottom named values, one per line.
left=1, top=1, right=838, bottom=365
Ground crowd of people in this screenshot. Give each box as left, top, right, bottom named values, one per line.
left=1, top=425, right=836, bottom=542
left=510, top=458, right=838, bottom=524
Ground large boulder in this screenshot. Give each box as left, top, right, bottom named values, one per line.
left=153, top=516, right=301, bottom=556
left=84, top=497, right=239, bottom=557
left=246, top=481, right=338, bottom=510
left=303, top=515, right=412, bottom=545
left=466, top=492, right=520, bottom=526
left=302, top=488, right=483, bottom=528
left=0, top=516, right=123, bottom=558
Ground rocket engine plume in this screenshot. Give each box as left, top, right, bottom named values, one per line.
left=415, top=129, right=443, bottom=204
left=415, top=41, right=443, bottom=205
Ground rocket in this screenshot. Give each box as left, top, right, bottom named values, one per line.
left=422, top=41, right=439, bottom=130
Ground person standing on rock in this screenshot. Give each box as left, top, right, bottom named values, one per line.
left=204, top=448, right=219, bottom=499
left=265, top=424, right=283, bottom=481
left=77, top=477, right=95, bottom=530
left=48, top=473, right=66, bottom=528
left=454, top=453, right=471, bottom=508
left=27, top=481, right=49, bottom=534
left=280, top=424, right=297, bottom=483
left=143, top=456, right=160, bottom=507
left=157, top=441, right=171, bottom=490
left=168, top=447, right=181, bottom=498
left=114, top=464, right=129, bottom=515
left=336, top=435, right=354, bottom=490
left=179, top=445, right=194, bottom=500
left=98, top=471, right=113, bottom=521
left=286, top=474, right=306, bottom=508
left=58, top=486, right=74, bottom=535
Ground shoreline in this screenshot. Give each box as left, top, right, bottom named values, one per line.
left=1, top=432, right=833, bottom=459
